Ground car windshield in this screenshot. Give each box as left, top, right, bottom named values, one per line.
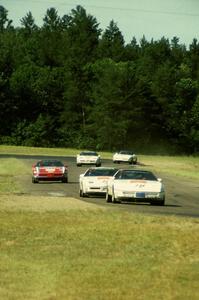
left=119, top=151, right=134, bottom=155
left=80, top=152, right=98, bottom=156
left=84, top=168, right=118, bottom=177
left=115, top=170, right=157, bottom=181
left=37, top=160, right=64, bottom=167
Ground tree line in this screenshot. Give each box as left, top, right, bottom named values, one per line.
left=0, top=5, right=199, bottom=154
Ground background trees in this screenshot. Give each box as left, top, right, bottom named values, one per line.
left=0, top=5, right=199, bottom=154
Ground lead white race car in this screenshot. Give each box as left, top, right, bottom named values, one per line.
left=106, top=169, right=165, bottom=205
left=113, top=150, right=137, bottom=164
left=76, top=151, right=101, bottom=167
left=79, top=167, right=118, bottom=197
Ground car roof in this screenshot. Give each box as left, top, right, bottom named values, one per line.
left=118, top=150, right=134, bottom=154
left=87, top=167, right=117, bottom=170
left=84, top=167, right=118, bottom=176
left=36, top=159, right=64, bottom=166
left=114, top=169, right=157, bottom=180
left=80, top=151, right=98, bottom=154
left=117, top=169, right=152, bottom=173
left=38, top=159, right=62, bottom=163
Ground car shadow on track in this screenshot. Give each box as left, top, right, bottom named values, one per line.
left=120, top=202, right=182, bottom=208
left=33, top=181, right=78, bottom=184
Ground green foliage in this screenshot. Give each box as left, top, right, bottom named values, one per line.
left=0, top=5, right=13, bottom=31
left=98, top=20, right=125, bottom=61
left=20, top=11, right=38, bottom=35
left=0, top=5, right=199, bottom=153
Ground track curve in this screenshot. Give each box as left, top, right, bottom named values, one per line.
left=1, top=154, right=199, bottom=218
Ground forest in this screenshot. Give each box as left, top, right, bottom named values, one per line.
left=0, top=5, right=199, bottom=154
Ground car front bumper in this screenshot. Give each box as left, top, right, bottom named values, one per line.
left=115, top=191, right=165, bottom=202
left=84, top=185, right=107, bottom=195
left=33, top=174, right=68, bottom=181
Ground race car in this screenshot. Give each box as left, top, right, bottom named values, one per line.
left=76, top=151, right=101, bottom=167
left=32, top=159, right=68, bottom=183
left=79, top=167, right=118, bottom=197
left=106, top=169, right=165, bottom=205
left=113, top=150, right=137, bottom=164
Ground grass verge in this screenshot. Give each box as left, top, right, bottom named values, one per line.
left=0, top=200, right=199, bottom=300
left=0, top=158, right=30, bottom=193
left=139, top=155, right=199, bottom=180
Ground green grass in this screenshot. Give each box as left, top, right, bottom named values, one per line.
left=0, top=145, right=112, bottom=158
left=0, top=205, right=199, bottom=300
left=0, top=146, right=199, bottom=299
left=139, top=155, right=199, bottom=180
left=0, top=158, right=30, bottom=193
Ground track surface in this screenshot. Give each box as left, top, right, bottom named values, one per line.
left=2, top=154, right=199, bottom=218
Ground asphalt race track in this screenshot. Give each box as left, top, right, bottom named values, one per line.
left=1, top=154, right=199, bottom=218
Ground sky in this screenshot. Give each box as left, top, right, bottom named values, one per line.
left=2, top=0, right=199, bottom=47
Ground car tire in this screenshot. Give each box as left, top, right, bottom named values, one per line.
left=158, top=198, right=165, bottom=206
left=96, top=163, right=101, bottom=167
left=158, top=200, right=165, bottom=206
left=150, top=199, right=165, bottom=206
left=62, top=177, right=68, bottom=183
left=111, top=192, right=117, bottom=203
left=106, top=193, right=112, bottom=203
left=77, top=164, right=82, bottom=167
left=32, top=177, right=39, bottom=183
left=80, top=188, right=86, bottom=197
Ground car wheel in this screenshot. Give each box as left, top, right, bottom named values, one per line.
left=157, top=198, right=165, bottom=206
left=150, top=199, right=165, bottom=206
left=159, top=200, right=165, bottom=206
left=106, top=193, right=112, bottom=203
left=62, top=177, right=68, bottom=183
left=133, top=161, right=137, bottom=165
left=80, top=187, right=86, bottom=197
left=129, top=161, right=133, bottom=165
left=77, top=164, right=82, bottom=167
left=112, top=192, right=117, bottom=203
left=32, top=177, right=39, bottom=183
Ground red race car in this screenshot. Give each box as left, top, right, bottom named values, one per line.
left=32, top=159, right=68, bottom=183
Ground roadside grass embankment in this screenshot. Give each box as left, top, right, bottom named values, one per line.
left=0, top=158, right=30, bottom=193
left=0, top=145, right=199, bottom=299
left=139, top=155, right=199, bottom=180
left=1, top=200, right=199, bottom=300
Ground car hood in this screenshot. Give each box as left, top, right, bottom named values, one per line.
left=114, top=154, right=134, bottom=159
left=83, top=176, right=111, bottom=183
left=113, top=180, right=163, bottom=192
left=78, top=155, right=99, bottom=159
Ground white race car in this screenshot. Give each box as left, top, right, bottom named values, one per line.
left=106, top=169, right=165, bottom=205
left=79, top=167, right=118, bottom=197
left=76, top=151, right=101, bottom=167
left=113, top=150, right=137, bottom=164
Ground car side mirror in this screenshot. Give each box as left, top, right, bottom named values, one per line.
left=157, top=178, right=162, bottom=182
